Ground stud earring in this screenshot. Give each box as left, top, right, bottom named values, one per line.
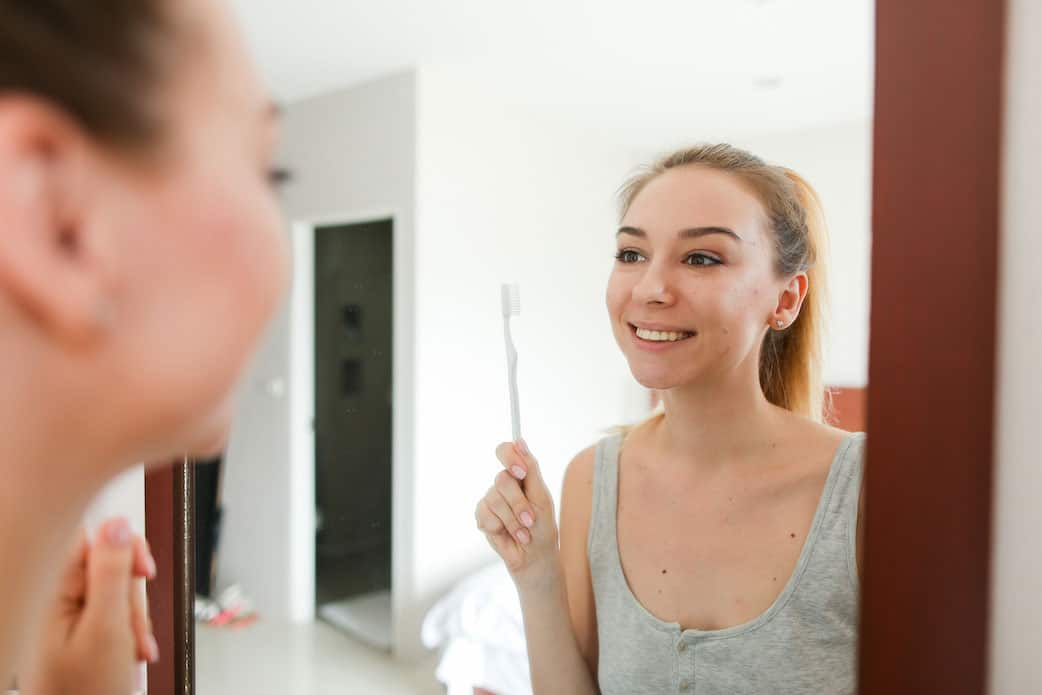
left=775, top=320, right=784, bottom=328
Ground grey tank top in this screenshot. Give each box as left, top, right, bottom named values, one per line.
left=588, top=431, right=866, bottom=695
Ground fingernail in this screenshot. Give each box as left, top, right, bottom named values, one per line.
left=518, top=439, right=530, bottom=457
left=146, top=553, right=157, bottom=580
left=516, top=529, right=530, bottom=544
left=147, top=635, right=160, bottom=663
left=510, top=465, right=527, bottom=480
left=520, top=511, right=534, bottom=528
left=105, top=518, right=131, bottom=547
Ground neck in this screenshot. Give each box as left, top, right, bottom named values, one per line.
left=0, top=393, right=114, bottom=683
left=652, top=368, right=786, bottom=473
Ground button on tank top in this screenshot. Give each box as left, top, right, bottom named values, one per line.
left=588, top=431, right=866, bottom=695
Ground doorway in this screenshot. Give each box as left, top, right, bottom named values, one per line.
left=313, top=219, right=394, bottom=650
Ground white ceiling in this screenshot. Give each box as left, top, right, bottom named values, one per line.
left=230, top=0, right=874, bottom=145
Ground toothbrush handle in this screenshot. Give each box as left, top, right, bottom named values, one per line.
left=504, top=321, right=521, bottom=441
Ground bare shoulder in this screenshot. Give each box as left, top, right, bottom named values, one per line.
left=560, top=440, right=610, bottom=559
left=560, top=444, right=598, bottom=520
left=776, top=413, right=852, bottom=464
left=808, top=421, right=866, bottom=467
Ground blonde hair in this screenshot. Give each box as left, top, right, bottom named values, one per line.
left=617, top=143, right=833, bottom=424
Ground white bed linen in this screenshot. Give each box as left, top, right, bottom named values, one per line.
left=422, top=563, right=532, bottom=695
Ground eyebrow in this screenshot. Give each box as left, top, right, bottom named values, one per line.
left=616, top=226, right=744, bottom=242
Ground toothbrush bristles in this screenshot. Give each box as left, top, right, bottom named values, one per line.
left=502, top=283, right=521, bottom=316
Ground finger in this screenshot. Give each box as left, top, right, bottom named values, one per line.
left=494, top=470, right=536, bottom=529
left=132, top=535, right=157, bottom=580
left=512, top=439, right=546, bottom=487
left=486, top=488, right=531, bottom=545
left=55, top=529, right=90, bottom=605
left=129, top=577, right=158, bottom=663
left=82, top=517, right=136, bottom=632
left=475, top=499, right=505, bottom=535
left=497, top=440, right=552, bottom=508
left=495, top=442, right=529, bottom=481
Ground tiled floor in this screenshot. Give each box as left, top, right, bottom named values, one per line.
left=196, top=619, right=444, bottom=694
left=318, top=590, right=393, bottom=651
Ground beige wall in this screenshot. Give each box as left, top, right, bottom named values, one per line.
left=988, top=0, right=1042, bottom=691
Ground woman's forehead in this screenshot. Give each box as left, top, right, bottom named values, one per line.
left=624, top=167, right=769, bottom=244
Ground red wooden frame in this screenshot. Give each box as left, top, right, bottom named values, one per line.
left=859, top=0, right=1005, bottom=692
left=145, top=462, right=194, bottom=695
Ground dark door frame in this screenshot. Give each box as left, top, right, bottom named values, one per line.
left=146, top=0, right=1009, bottom=691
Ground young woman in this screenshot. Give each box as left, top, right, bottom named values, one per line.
left=0, top=0, right=289, bottom=691
left=476, top=144, right=866, bottom=694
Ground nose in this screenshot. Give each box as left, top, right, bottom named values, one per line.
left=632, top=260, right=675, bottom=306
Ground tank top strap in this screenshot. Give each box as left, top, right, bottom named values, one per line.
left=587, top=432, right=625, bottom=564
left=813, top=431, right=867, bottom=586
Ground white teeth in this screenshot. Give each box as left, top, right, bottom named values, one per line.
left=635, top=327, right=693, bottom=342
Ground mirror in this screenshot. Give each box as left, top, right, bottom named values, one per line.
left=195, top=1, right=874, bottom=692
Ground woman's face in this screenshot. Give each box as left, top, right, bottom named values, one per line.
left=88, top=0, right=290, bottom=461
left=606, top=165, right=796, bottom=392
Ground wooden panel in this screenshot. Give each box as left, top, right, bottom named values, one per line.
left=146, top=462, right=195, bottom=695
left=146, top=466, right=175, bottom=695
left=860, top=0, right=1005, bottom=691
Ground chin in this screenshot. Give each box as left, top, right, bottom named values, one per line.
left=189, top=407, right=235, bottom=458
left=188, top=428, right=231, bottom=459
left=130, top=398, right=233, bottom=466
left=629, top=367, right=680, bottom=391
left=175, top=405, right=234, bottom=460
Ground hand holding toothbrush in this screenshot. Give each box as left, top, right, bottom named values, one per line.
left=476, top=439, right=560, bottom=587
left=475, top=283, right=561, bottom=587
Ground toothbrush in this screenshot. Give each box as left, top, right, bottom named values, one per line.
left=501, top=283, right=522, bottom=442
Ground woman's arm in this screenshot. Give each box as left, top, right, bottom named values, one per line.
left=558, top=446, right=599, bottom=678
left=517, top=446, right=600, bottom=694
left=516, top=563, right=599, bottom=695
left=476, top=443, right=599, bottom=695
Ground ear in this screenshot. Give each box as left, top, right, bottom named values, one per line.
left=771, top=271, right=809, bottom=327
left=0, top=97, right=112, bottom=348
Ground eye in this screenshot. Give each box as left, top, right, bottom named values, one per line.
left=685, top=253, right=721, bottom=267
left=615, top=249, right=645, bottom=264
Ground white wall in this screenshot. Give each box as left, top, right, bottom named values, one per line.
left=723, top=123, right=874, bottom=387
left=218, top=308, right=293, bottom=617
left=219, top=72, right=417, bottom=627
left=85, top=467, right=145, bottom=535
left=988, top=0, right=1042, bottom=691
left=408, top=65, right=643, bottom=655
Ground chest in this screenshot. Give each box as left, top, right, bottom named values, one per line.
left=615, top=458, right=829, bottom=632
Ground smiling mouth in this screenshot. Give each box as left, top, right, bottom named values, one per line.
left=629, top=324, right=696, bottom=343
